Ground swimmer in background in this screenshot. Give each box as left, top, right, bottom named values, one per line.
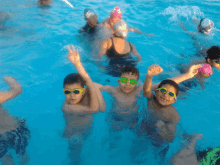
left=98, top=20, right=142, bottom=61
left=37, top=0, right=52, bottom=6
left=79, top=8, right=99, bottom=34
left=171, top=133, right=220, bottom=165
left=62, top=45, right=106, bottom=164
left=139, top=64, right=201, bottom=159
left=0, top=76, right=30, bottom=165
left=187, top=46, right=220, bottom=79
left=100, top=6, right=154, bottom=36
left=180, top=18, right=215, bottom=55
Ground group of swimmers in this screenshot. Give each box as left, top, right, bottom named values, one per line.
left=1, top=1, right=220, bottom=165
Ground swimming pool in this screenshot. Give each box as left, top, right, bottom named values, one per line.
left=0, top=0, right=220, bottom=164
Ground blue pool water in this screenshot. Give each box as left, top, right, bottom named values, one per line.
left=0, top=0, right=220, bottom=164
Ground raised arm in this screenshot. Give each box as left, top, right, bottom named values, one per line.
left=67, top=45, right=99, bottom=112
left=130, top=43, right=142, bottom=61
left=98, top=39, right=109, bottom=58
left=151, top=64, right=202, bottom=91
left=0, top=76, right=22, bottom=104
left=170, top=64, right=201, bottom=84
left=143, top=64, right=163, bottom=98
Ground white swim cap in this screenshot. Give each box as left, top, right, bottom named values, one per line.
left=113, top=20, right=128, bottom=38
left=199, top=18, right=214, bottom=33
left=84, top=8, right=96, bottom=20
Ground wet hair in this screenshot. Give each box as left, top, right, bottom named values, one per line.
left=158, top=79, right=179, bottom=96
left=120, top=65, right=139, bottom=80
left=197, top=148, right=220, bottom=165
left=63, top=73, right=85, bottom=88
left=206, top=46, right=220, bottom=61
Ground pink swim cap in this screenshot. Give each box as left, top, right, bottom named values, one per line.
left=110, top=7, right=122, bottom=23
left=198, top=64, right=213, bottom=77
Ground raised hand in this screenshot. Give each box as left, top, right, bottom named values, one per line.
left=147, top=64, right=163, bottom=77
left=187, top=64, right=202, bottom=78
left=3, top=76, right=22, bottom=92
left=67, top=45, right=80, bottom=65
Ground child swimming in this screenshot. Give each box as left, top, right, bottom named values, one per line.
left=95, top=65, right=142, bottom=130
left=62, top=45, right=106, bottom=164
left=79, top=8, right=99, bottom=34
left=100, top=6, right=154, bottom=36
left=0, top=76, right=30, bottom=165
left=188, top=46, right=220, bottom=78
left=139, top=64, right=201, bottom=160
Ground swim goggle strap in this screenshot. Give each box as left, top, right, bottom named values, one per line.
left=64, top=88, right=84, bottom=94
left=199, top=148, right=220, bottom=165
left=156, top=88, right=177, bottom=100
left=119, top=77, right=138, bottom=85
left=212, top=60, right=220, bottom=64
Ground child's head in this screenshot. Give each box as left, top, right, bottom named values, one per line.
left=118, top=65, right=139, bottom=94
left=84, top=8, right=98, bottom=27
left=109, top=6, right=121, bottom=27
left=63, top=73, right=85, bottom=105
left=38, top=0, right=52, bottom=5
left=197, top=147, right=220, bottom=165
left=205, top=46, right=220, bottom=69
left=155, top=79, right=179, bottom=106
left=113, top=20, right=128, bottom=38
left=198, top=18, right=214, bottom=34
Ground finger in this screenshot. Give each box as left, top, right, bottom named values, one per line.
left=71, top=45, right=75, bottom=51
left=66, top=46, right=72, bottom=53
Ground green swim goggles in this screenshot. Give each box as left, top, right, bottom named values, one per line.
left=119, top=77, right=138, bottom=85
left=157, top=88, right=177, bottom=100
left=64, top=88, right=84, bottom=95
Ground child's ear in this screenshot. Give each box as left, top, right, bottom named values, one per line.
left=117, top=80, right=120, bottom=84
left=82, top=88, right=86, bottom=95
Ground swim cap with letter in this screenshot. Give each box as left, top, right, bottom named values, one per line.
left=198, top=64, right=212, bottom=78
left=113, top=20, right=128, bottom=38
left=84, top=8, right=96, bottom=20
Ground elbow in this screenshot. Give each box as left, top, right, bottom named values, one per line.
left=143, top=91, right=151, bottom=98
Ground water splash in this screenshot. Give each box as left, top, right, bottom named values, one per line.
left=161, top=6, right=204, bottom=22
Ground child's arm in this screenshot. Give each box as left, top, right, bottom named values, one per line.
left=150, top=64, right=202, bottom=91
left=143, top=64, right=163, bottom=98
left=94, top=82, right=114, bottom=92
left=97, top=39, right=109, bottom=58
left=66, top=45, right=100, bottom=112
left=128, top=27, right=154, bottom=36
left=0, top=76, right=22, bottom=104
left=130, top=43, right=142, bottom=61
left=170, top=64, right=201, bottom=84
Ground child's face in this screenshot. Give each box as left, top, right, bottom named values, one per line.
left=155, top=84, right=177, bottom=106
left=63, top=83, right=85, bottom=105
left=87, top=15, right=98, bottom=27
left=208, top=58, right=220, bottom=69
left=118, top=72, right=138, bottom=94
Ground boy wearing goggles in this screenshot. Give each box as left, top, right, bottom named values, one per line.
left=0, top=76, right=30, bottom=165
left=140, top=64, right=201, bottom=157
left=62, top=45, right=106, bottom=164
